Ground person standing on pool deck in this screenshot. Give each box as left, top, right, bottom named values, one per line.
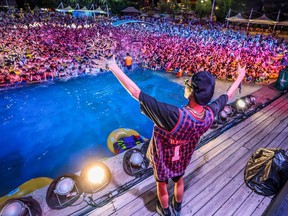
left=96, top=56, right=246, bottom=216
left=124, top=53, right=133, bottom=70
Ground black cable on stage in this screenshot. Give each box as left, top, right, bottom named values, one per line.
left=68, top=168, right=153, bottom=216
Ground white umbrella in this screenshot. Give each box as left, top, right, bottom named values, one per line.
left=153, top=14, right=160, bottom=18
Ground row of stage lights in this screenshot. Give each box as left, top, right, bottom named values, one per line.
left=0, top=145, right=150, bottom=216
left=212, top=95, right=257, bottom=128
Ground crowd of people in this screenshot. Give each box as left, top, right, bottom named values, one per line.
left=0, top=10, right=287, bottom=88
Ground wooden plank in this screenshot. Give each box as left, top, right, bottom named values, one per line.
left=213, top=184, right=252, bottom=216
left=231, top=125, right=288, bottom=216
left=182, top=146, right=251, bottom=215
left=233, top=190, right=267, bottom=216
left=270, top=100, right=288, bottom=119
left=251, top=197, right=272, bottom=216
left=231, top=97, right=287, bottom=142
left=279, top=136, right=288, bottom=150
left=182, top=117, right=286, bottom=215
left=192, top=123, right=288, bottom=215
left=202, top=94, right=286, bottom=143
left=194, top=168, right=246, bottom=216
left=260, top=94, right=287, bottom=114
left=234, top=115, right=275, bottom=145
left=260, top=126, right=288, bottom=150
left=243, top=116, right=287, bottom=149
left=213, top=121, right=288, bottom=216
left=89, top=176, right=156, bottom=216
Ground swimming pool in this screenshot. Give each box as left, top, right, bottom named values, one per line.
left=0, top=68, right=188, bottom=196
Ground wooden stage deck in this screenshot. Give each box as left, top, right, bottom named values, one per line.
left=89, top=92, right=288, bottom=216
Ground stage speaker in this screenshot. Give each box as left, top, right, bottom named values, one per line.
left=275, top=68, right=288, bottom=90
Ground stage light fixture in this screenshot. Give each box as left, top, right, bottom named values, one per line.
left=211, top=119, right=219, bottom=129
left=80, top=162, right=111, bottom=193
left=217, top=110, right=228, bottom=124
left=1, top=200, right=26, bottom=216
left=223, top=105, right=236, bottom=117
left=244, top=95, right=256, bottom=108
left=46, top=174, right=83, bottom=210
left=236, top=98, right=247, bottom=113
left=87, top=167, right=106, bottom=184
left=123, top=149, right=149, bottom=177
left=0, top=197, right=42, bottom=216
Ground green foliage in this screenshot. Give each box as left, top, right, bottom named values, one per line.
left=157, top=0, right=180, bottom=14
left=214, top=0, right=232, bottom=21
left=195, top=0, right=212, bottom=18
left=40, top=0, right=59, bottom=8
left=158, top=0, right=171, bottom=14
left=181, top=0, right=192, bottom=12
left=107, top=0, right=139, bottom=14
left=195, top=0, right=249, bottom=21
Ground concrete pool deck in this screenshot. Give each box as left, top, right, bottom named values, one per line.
left=1, top=81, right=287, bottom=216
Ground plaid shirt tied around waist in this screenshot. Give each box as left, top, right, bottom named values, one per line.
left=146, top=106, right=214, bottom=181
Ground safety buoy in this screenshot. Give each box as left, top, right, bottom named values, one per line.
left=269, top=73, right=278, bottom=79
left=0, top=177, right=53, bottom=206
left=107, top=128, right=145, bottom=154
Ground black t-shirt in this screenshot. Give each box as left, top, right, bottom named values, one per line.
left=139, top=91, right=228, bottom=131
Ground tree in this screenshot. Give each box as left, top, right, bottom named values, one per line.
left=181, top=0, right=192, bottom=12
left=158, top=0, right=171, bottom=13
left=213, top=0, right=233, bottom=21
left=195, top=0, right=212, bottom=19
left=195, top=0, right=255, bottom=21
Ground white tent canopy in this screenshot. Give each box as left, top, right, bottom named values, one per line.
left=91, top=7, right=106, bottom=14
left=277, top=21, right=288, bottom=26
left=33, top=6, right=41, bottom=11
left=78, top=6, right=89, bottom=11
left=226, top=13, right=248, bottom=23
left=121, top=7, right=141, bottom=13
left=226, top=11, right=287, bottom=27
left=250, top=14, right=275, bottom=25
left=56, top=6, right=74, bottom=12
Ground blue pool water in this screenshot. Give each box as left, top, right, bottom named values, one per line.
left=0, top=68, right=187, bottom=196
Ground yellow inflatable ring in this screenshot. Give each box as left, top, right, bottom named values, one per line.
left=0, top=177, right=53, bottom=205
left=269, top=74, right=278, bottom=79
left=107, top=128, right=140, bottom=154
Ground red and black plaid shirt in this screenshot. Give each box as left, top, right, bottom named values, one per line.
left=139, top=91, right=227, bottom=181
left=146, top=107, right=214, bottom=181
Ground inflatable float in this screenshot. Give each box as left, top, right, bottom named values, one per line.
left=107, top=128, right=147, bottom=154
left=0, top=177, right=53, bottom=206
left=268, top=73, right=278, bottom=79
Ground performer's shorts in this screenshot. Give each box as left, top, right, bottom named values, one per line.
left=154, top=173, right=184, bottom=184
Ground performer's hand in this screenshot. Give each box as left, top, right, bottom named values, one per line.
left=237, top=63, right=246, bottom=79
left=94, top=55, right=117, bottom=70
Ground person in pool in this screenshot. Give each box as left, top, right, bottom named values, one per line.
left=124, top=53, right=133, bottom=70
left=95, top=55, right=246, bottom=216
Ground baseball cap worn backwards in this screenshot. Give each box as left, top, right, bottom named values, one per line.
left=190, top=71, right=215, bottom=105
